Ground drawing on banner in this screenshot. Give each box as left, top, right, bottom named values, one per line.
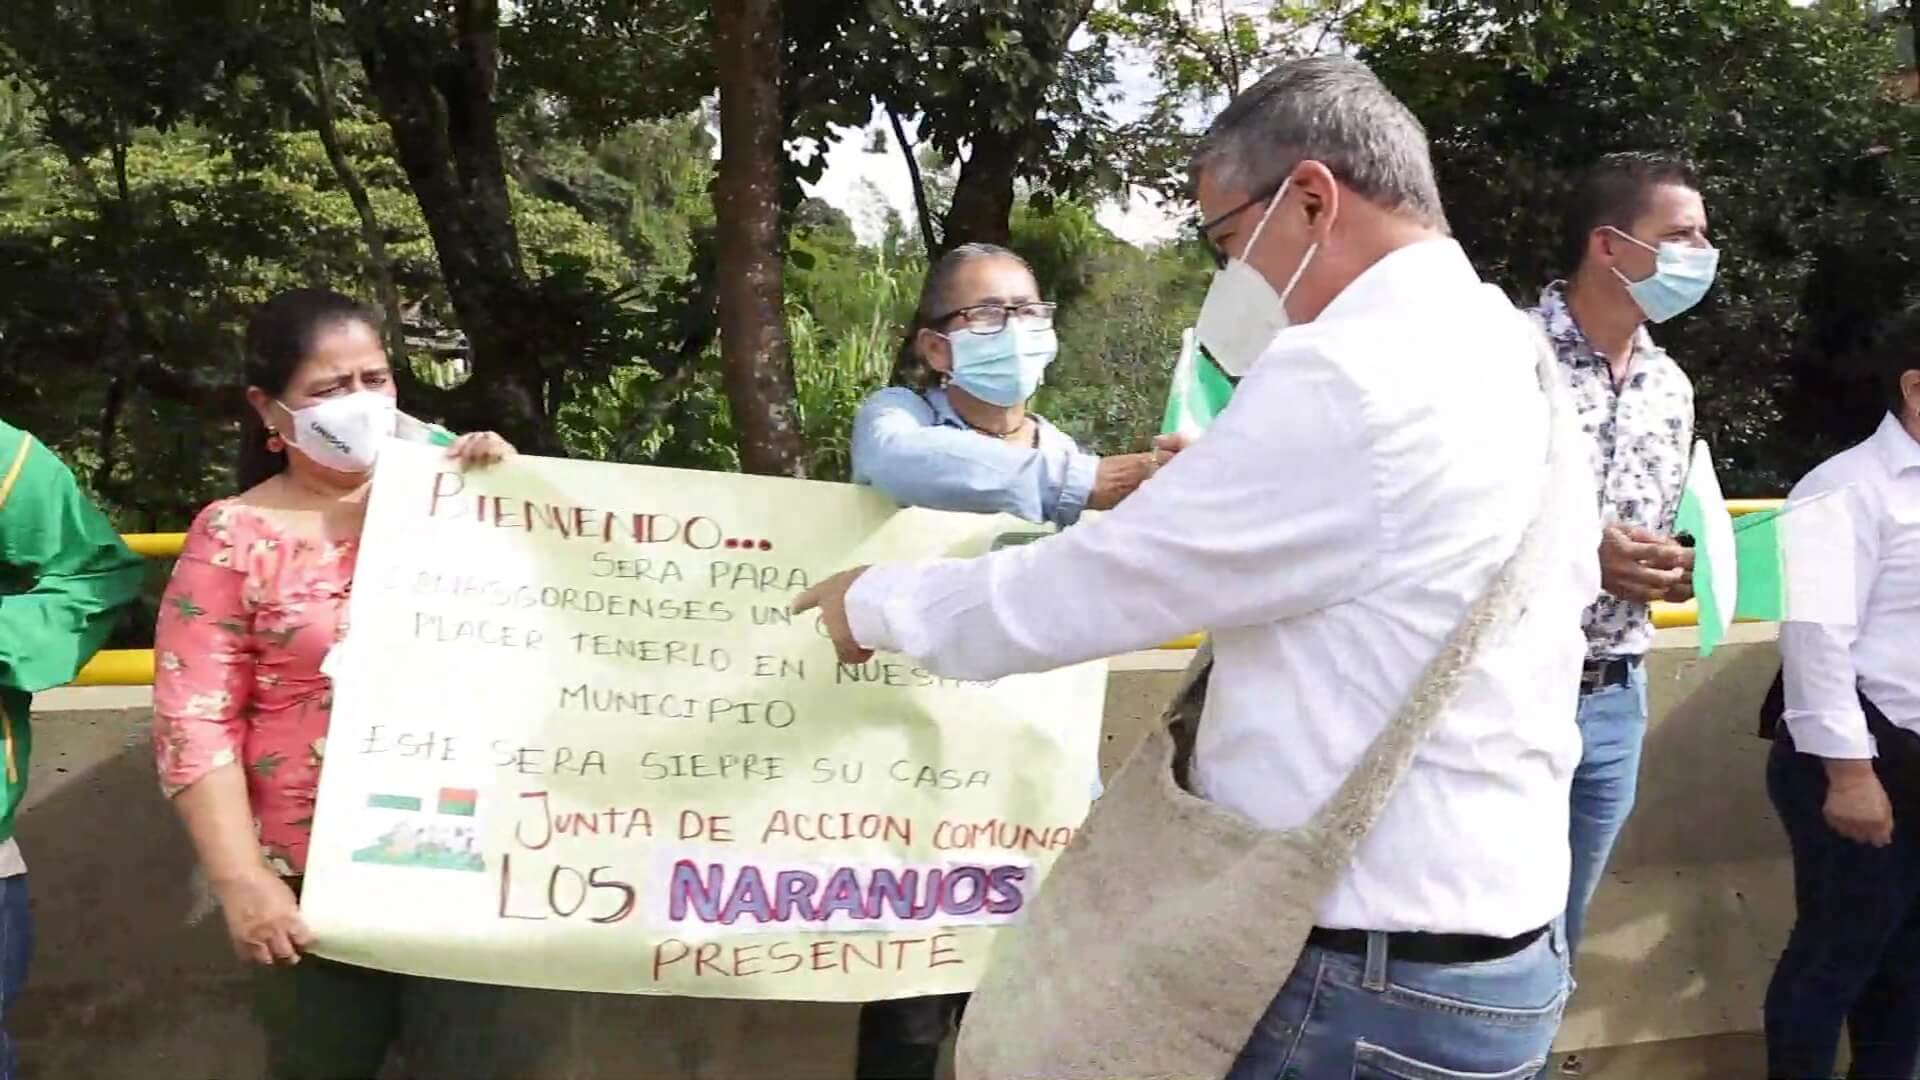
left=352, top=821, right=485, bottom=873
left=298, top=441, right=1107, bottom=1002
left=351, top=787, right=488, bottom=872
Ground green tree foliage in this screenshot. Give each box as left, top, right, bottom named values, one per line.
left=1354, top=0, right=1917, bottom=492
left=791, top=0, right=1126, bottom=250
left=0, top=108, right=637, bottom=517
left=1019, top=206, right=1213, bottom=455
left=0, top=0, right=1911, bottom=549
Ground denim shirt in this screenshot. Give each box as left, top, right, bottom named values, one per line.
left=850, top=385, right=1104, bottom=798
left=850, top=387, right=1099, bottom=527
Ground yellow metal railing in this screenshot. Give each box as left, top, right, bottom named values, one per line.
left=71, top=502, right=1787, bottom=687
left=75, top=533, right=183, bottom=687
left=1652, top=499, right=1781, bottom=629
left=120, top=532, right=188, bottom=558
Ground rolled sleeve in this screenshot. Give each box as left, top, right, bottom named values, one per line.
left=850, top=388, right=1090, bottom=527
left=1777, top=466, right=1881, bottom=761
left=845, top=561, right=920, bottom=656
left=1782, top=623, right=1875, bottom=758
left=1052, top=449, right=1099, bottom=526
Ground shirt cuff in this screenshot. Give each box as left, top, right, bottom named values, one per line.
left=844, top=562, right=919, bottom=655
left=1784, top=707, right=1877, bottom=760
left=1051, top=450, right=1099, bottom=527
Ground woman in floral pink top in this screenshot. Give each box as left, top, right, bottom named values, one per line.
left=156, top=500, right=354, bottom=876
left=153, top=289, right=511, bottom=1079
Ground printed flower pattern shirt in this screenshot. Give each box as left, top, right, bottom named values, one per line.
left=153, top=500, right=355, bottom=876
left=1531, top=282, right=1694, bottom=660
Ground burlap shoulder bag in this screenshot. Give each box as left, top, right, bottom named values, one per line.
left=956, top=323, right=1574, bottom=1080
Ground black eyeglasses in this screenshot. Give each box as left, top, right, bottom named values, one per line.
left=1197, top=186, right=1282, bottom=269
left=933, top=302, right=1058, bottom=335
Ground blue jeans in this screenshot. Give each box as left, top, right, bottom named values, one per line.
left=1225, top=925, right=1570, bottom=1079
left=1562, top=662, right=1648, bottom=958
left=0, top=875, right=30, bottom=1080
left=1764, top=738, right=1920, bottom=1079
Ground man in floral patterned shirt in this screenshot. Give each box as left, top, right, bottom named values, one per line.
left=1530, top=152, right=1714, bottom=974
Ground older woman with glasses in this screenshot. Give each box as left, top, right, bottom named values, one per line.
left=851, top=243, right=1174, bottom=529
left=848, top=243, right=1181, bottom=1079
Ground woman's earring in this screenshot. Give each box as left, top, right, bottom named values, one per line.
left=266, top=426, right=285, bottom=454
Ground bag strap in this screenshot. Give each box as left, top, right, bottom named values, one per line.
left=1310, top=316, right=1571, bottom=854
left=0, top=431, right=31, bottom=515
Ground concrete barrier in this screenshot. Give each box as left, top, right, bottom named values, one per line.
left=15, top=639, right=1787, bottom=1079
left=1550, top=624, right=1786, bottom=1078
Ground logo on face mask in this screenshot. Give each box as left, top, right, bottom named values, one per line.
left=279, top=391, right=398, bottom=473
left=308, top=422, right=354, bottom=456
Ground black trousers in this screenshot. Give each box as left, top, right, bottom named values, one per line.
left=856, top=993, right=967, bottom=1080
left=1765, top=737, right=1920, bottom=1079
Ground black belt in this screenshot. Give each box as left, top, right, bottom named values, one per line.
left=1305, top=923, right=1548, bottom=965
left=1581, top=656, right=1639, bottom=693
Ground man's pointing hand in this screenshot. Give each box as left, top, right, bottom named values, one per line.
left=793, top=566, right=874, bottom=665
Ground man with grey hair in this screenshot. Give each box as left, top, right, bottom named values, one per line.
left=799, top=56, right=1596, bottom=1076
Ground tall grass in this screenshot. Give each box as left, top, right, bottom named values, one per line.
left=789, top=256, right=920, bottom=481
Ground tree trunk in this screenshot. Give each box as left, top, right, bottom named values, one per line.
left=714, top=0, right=806, bottom=477
left=1908, top=2, right=1919, bottom=97
left=612, top=238, right=722, bottom=461
left=305, top=0, right=406, bottom=363
left=44, top=115, right=155, bottom=486
left=936, top=0, right=1094, bottom=251
left=887, top=105, right=941, bottom=254
left=341, top=0, right=555, bottom=453
left=941, top=127, right=1022, bottom=249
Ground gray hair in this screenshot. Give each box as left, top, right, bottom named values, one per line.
left=1192, top=57, right=1448, bottom=232
left=890, top=243, right=1034, bottom=391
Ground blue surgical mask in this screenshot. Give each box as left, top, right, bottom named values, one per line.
left=944, top=321, right=1059, bottom=407
left=1609, top=228, right=1718, bottom=323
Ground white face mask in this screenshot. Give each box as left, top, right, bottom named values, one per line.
left=1194, top=179, right=1321, bottom=377
left=278, top=390, right=398, bottom=474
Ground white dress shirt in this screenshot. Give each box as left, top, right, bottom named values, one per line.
left=845, top=239, right=1598, bottom=935
left=1782, top=414, right=1920, bottom=759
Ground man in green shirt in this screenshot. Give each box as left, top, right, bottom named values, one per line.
left=0, top=419, right=144, bottom=1079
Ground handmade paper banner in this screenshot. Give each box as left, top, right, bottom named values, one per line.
left=300, top=441, right=1106, bottom=1002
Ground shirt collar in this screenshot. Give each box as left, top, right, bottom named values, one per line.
left=922, top=386, right=967, bottom=429
left=1535, top=282, right=1663, bottom=373
left=1872, top=412, right=1920, bottom=475
left=1317, top=238, right=1478, bottom=324
left=922, top=386, right=1053, bottom=441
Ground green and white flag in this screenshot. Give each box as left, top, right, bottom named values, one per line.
left=396, top=411, right=456, bottom=448
left=1732, top=487, right=1858, bottom=627
left=1160, top=328, right=1235, bottom=438
left=1674, top=440, right=1738, bottom=655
